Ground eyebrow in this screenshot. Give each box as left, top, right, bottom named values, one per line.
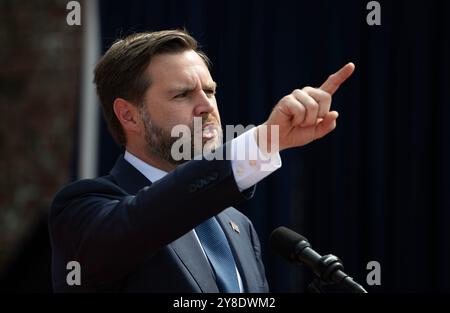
left=204, top=81, right=217, bottom=90
left=167, top=81, right=217, bottom=95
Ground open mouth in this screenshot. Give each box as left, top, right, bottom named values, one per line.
left=202, top=123, right=218, bottom=139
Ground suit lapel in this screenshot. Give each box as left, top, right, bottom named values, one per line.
left=170, top=231, right=219, bottom=292
left=110, top=154, right=152, bottom=195
left=216, top=212, right=260, bottom=292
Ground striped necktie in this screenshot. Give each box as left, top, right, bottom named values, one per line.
left=195, top=217, right=240, bottom=292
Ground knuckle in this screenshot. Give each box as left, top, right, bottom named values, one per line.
left=286, top=94, right=298, bottom=104
left=280, top=95, right=293, bottom=103
left=304, top=96, right=318, bottom=108
left=297, top=103, right=305, bottom=113
left=302, top=86, right=314, bottom=93
left=292, top=89, right=303, bottom=98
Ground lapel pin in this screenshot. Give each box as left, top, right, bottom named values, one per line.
left=230, top=221, right=240, bottom=234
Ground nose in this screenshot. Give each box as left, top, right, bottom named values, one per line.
left=193, top=90, right=215, bottom=116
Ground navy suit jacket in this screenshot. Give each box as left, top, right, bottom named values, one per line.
left=49, top=147, right=269, bottom=292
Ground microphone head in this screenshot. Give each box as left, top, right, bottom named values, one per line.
left=269, top=226, right=309, bottom=262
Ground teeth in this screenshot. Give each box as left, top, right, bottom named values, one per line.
left=202, top=125, right=217, bottom=139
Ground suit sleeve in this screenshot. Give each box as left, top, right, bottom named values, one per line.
left=50, top=144, right=255, bottom=287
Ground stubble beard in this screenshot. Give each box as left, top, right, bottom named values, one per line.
left=139, top=107, right=223, bottom=166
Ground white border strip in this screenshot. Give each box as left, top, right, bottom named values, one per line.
left=78, top=0, right=100, bottom=179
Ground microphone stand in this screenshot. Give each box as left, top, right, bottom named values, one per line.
left=304, top=254, right=367, bottom=293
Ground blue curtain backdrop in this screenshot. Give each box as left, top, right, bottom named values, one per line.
left=93, top=0, right=450, bottom=292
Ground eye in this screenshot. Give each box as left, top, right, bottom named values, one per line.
left=174, top=91, right=188, bottom=99
left=204, top=89, right=216, bottom=98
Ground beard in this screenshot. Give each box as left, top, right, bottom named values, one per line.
left=139, top=106, right=223, bottom=166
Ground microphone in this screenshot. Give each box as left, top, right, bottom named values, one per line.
left=269, top=226, right=367, bottom=293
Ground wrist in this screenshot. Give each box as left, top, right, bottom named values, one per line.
left=255, top=124, right=281, bottom=155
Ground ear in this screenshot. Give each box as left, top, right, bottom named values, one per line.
left=113, top=98, right=142, bottom=134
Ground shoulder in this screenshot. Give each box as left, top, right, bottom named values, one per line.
left=50, top=175, right=125, bottom=216
left=221, top=207, right=264, bottom=254
left=221, top=207, right=256, bottom=233
left=222, top=207, right=251, bottom=222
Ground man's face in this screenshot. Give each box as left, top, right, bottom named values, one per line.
left=140, top=50, right=222, bottom=165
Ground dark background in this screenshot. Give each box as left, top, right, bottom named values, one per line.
left=2, top=0, right=450, bottom=292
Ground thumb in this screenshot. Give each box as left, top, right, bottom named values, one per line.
left=313, top=111, right=339, bottom=140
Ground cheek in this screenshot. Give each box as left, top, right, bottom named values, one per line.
left=212, top=103, right=221, bottom=123
left=163, top=110, right=195, bottom=131
left=148, top=100, right=189, bottom=129
left=214, top=113, right=221, bottom=125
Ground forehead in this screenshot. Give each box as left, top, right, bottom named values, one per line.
left=146, top=50, right=213, bottom=89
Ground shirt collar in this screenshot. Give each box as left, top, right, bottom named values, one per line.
left=124, top=150, right=167, bottom=183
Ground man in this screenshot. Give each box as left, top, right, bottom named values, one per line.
left=49, top=30, right=354, bottom=292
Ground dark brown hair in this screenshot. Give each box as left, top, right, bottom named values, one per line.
left=94, top=29, right=210, bottom=146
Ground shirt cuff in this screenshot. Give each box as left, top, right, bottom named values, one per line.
left=230, top=127, right=282, bottom=191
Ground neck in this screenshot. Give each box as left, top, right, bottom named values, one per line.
left=125, top=145, right=176, bottom=173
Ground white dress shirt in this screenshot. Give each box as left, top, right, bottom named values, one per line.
left=124, top=127, right=282, bottom=292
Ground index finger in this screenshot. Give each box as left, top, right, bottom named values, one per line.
left=320, top=62, right=355, bottom=95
